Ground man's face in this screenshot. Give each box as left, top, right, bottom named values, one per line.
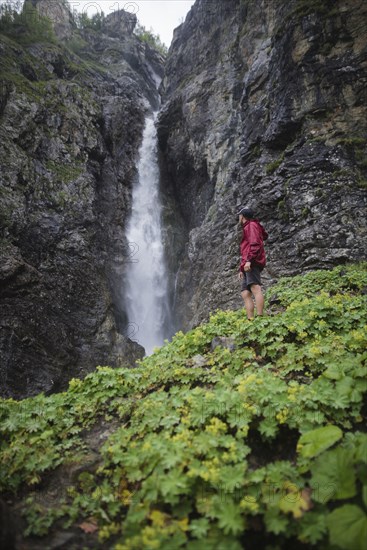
left=239, top=214, right=244, bottom=225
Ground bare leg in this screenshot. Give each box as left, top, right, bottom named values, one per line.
left=241, top=289, right=254, bottom=319
left=251, top=284, right=264, bottom=316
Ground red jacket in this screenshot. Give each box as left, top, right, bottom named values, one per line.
left=239, top=219, right=268, bottom=271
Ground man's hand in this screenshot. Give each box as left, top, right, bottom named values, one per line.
left=238, top=271, right=244, bottom=280
left=244, top=261, right=251, bottom=272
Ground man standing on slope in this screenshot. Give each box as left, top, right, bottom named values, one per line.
left=237, top=207, right=268, bottom=319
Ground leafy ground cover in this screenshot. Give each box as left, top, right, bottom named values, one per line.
left=1, top=263, right=367, bottom=549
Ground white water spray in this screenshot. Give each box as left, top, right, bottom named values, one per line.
left=124, top=115, right=170, bottom=355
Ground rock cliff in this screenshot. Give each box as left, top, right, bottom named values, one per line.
left=0, top=1, right=164, bottom=398
left=25, top=0, right=75, bottom=39
left=157, top=0, right=367, bottom=330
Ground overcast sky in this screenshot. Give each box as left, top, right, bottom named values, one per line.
left=69, top=1, right=195, bottom=47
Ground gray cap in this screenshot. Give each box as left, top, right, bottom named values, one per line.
left=237, top=207, right=254, bottom=219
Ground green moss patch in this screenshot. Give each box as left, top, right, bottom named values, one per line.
left=44, top=160, right=84, bottom=184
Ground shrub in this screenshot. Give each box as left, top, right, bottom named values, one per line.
left=134, top=23, right=168, bottom=56
left=74, top=11, right=105, bottom=32
left=1, top=263, right=367, bottom=548
left=0, top=1, right=56, bottom=45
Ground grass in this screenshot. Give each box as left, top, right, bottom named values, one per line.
left=44, top=161, right=84, bottom=184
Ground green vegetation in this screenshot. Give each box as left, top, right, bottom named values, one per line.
left=301, top=206, right=310, bottom=218
left=330, top=167, right=367, bottom=191
left=334, top=137, right=366, bottom=147
left=134, top=23, right=168, bottom=57
left=0, top=2, right=56, bottom=45
left=0, top=18, right=52, bottom=100
left=248, top=144, right=261, bottom=161
left=72, top=9, right=168, bottom=56
left=276, top=198, right=290, bottom=221
left=1, top=263, right=367, bottom=548
left=0, top=34, right=102, bottom=107
left=265, top=153, right=285, bottom=174
left=45, top=160, right=84, bottom=183
left=291, top=0, right=336, bottom=19
left=74, top=11, right=106, bottom=32
left=65, top=34, right=89, bottom=55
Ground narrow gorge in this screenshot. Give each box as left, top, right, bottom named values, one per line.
left=0, top=0, right=366, bottom=399
left=1, top=2, right=367, bottom=549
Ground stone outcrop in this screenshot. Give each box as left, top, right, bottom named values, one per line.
left=0, top=2, right=164, bottom=398
left=25, top=0, right=75, bottom=39
left=157, top=0, right=367, bottom=331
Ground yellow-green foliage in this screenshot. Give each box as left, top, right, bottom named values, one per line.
left=1, top=264, right=367, bottom=549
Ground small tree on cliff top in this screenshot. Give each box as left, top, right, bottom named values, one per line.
left=134, top=22, right=168, bottom=56
left=0, top=0, right=56, bottom=44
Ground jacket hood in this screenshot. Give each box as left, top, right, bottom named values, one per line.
left=244, top=219, right=268, bottom=240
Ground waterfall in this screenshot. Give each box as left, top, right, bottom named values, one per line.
left=124, top=114, right=171, bottom=355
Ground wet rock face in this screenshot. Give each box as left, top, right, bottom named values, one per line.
left=0, top=5, right=163, bottom=398
left=157, top=0, right=367, bottom=330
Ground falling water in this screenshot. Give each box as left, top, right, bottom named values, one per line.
left=124, top=114, right=170, bottom=355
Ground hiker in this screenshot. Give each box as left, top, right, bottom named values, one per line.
left=237, top=207, right=268, bottom=319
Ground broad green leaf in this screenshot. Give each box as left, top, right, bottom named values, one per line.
left=219, top=464, right=246, bottom=491
left=297, top=425, right=343, bottom=458
left=298, top=511, right=327, bottom=544
left=264, top=507, right=289, bottom=534
left=324, top=364, right=344, bottom=380
left=214, top=499, right=245, bottom=535
left=354, top=433, right=367, bottom=464
left=189, top=517, right=210, bottom=538
left=160, top=471, right=190, bottom=502
left=311, top=447, right=356, bottom=502
left=327, top=505, right=367, bottom=550
left=259, top=417, right=278, bottom=438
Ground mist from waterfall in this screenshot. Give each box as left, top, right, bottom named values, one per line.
left=124, top=114, right=171, bottom=355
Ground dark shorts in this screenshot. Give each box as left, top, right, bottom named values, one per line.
left=241, top=265, right=263, bottom=292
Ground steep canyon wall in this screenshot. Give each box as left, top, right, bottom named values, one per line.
left=0, top=1, right=163, bottom=397
left=157, top=0, right=367, bottom=330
